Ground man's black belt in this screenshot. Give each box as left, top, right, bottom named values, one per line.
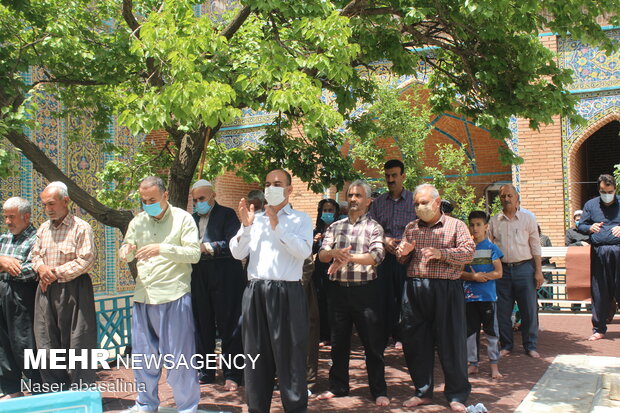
left=503, top=259, right=532, bottom=268
left=332, top=279, right=373, bottom=287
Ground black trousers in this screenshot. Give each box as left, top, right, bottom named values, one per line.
left=301, top=258, right=319, bottom=391
left=191, top=258, right=246, bottom=384
left=401, top=278, right=471, bottom=404
left=312, top=260, right=331, bottom=342
left=0, top=280, right=41, bottom=394
left=327, top=279, right=387, bottom=399
left=242, top=280, right=308, bottom=413
left=34, top=274, right=97, bottom=387
left=591, top=244, right=620, bottom=334
left=377, top=253, right=407, bottom=343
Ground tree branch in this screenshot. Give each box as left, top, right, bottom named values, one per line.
left=340, top=0, right=369, bottom=17
left=121, top=0, right=140, bottom=34
left=121, top=0, right=164, bottom=87
left=221, top=5, right=252, bottom=40
left=3, top=129, right=134, bottom=233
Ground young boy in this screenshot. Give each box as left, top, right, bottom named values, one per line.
left=462, top=210, right=504, bottom=379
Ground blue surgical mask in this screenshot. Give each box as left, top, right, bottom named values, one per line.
left=575, top=220, right=580, bottom=227
left=339, top=214, right=347, bottom=220
left=321, top=212, right=335, bottom=225
left=195, top=201, right=212, bottom=215
left=143, top=201, right=163, bottom=217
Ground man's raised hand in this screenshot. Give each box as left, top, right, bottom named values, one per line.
left=239, top=198, right=255, bottom=227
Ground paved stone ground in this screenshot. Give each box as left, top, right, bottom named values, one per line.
left=100, top=313, right=620, bottom=413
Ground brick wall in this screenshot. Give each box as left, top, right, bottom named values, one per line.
left=517, top=113, right=566, bottom=246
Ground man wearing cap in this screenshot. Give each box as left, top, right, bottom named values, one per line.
left=566, top=210, right=589, bottom=247
left=190, top=179, right=245, bottom=390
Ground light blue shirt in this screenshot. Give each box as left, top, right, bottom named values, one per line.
left=230, top=204, right=312, bottom=281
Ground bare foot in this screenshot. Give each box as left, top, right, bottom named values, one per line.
left=499, top=349, right=511, bottom=357
left=527, top=350, right=541, bottom=358
left=375, top=396, right=390, bottom=406
left=317, top=391, right=337, bottom=400
left=394, top=341, right=403, bottom=350
left=588, top=332, right=605, bottom=341
left=224, top=379, right=239, bottom=391
left=468, top=365, right=479, bottom=375
left=449, top=401, right=467, bottom=412
left=0, top=392, right=23, bottom=400
left=403, top=396, right=432, bottom=408
left=490, top=364, right=503, bottom=379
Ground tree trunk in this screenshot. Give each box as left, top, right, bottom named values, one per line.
left=167, top=126, right=214, bottom=208
left=4, top=130, right=134, bottom=234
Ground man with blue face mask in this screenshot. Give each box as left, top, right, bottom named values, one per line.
left=578, top=174, right=620, bottom=341
left=119, top=176, right=201, bottom=413
left=190, top=179, right=245, bottom=390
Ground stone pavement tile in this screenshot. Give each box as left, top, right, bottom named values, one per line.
left=515, top=355, right=620, bottom=413
left=100, top=314, right=620, bottom=413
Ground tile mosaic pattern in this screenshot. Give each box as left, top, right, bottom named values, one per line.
left=0, top=73, right=141, bottom=294
left=558, top=30, right=620, bottom=91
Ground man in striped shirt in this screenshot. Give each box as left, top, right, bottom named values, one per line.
left=368, top=159, right=416, bottom=348
left=0, top=197, right=41, bottom=399
left=31, top=181, right=97, bottom=388
left=317, top=180, right=388, bottom=406
left=397, top=184, right=475, bottom=412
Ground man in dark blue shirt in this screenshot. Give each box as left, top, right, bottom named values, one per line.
left=578, top=174, right=620, bottom=341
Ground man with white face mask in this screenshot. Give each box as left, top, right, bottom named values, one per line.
left=396, top=184, right=475, bottom=412
left=230, top=169, right=313, bottom=413
left=578, top=174, right=620, bottom=341
left=190, top=179, right=245, bottom=390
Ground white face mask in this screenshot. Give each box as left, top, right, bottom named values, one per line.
left=600, top=192, right=616, bottom=203
left=264, top=186, right=286, bottom=206
left=416, top=203, right=437, bottom=222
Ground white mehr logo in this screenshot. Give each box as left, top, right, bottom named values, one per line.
left=24, top=349, right=110, bottom=369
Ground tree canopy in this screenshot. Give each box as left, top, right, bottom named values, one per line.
left=1, top=0, right=618, bottom=232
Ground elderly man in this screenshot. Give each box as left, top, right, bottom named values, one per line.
left=566, top=210, right=589, bottom=247
left=190, top=179, right=245, bottom=390
left=578, top=174, right=620, bottom=341
left=230, top=169, right=312, bottom=413
left=30, top=181, right=97, bottom=388
left=397, top=184, right=474, bottom=412
left=246, top=189, right=266, bottom=213
left=317, top=180, right=388, bottom=406
left=369, top=159, right=416, bottom=348
left=119, top=176, right=201, bottom=413
left=488, top=184, right=543, bottom=358
left=0, top=197, right=42, bottom=398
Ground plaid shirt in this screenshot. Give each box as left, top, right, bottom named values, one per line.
left=368, top=189, right=416, bottom=240
left=398, top=214, right=475, bottom=280
left=320, top=214, right=385, bottom=282
left=0, top=224, right=37, bottom=282
left=31, top=213, right=96, bottom=283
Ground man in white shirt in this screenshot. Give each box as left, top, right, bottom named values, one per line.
left=230, top=169, right=313, bottom=413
